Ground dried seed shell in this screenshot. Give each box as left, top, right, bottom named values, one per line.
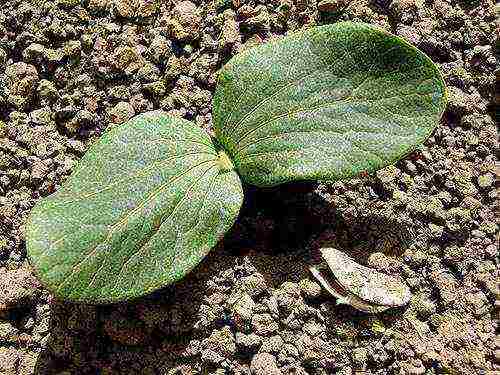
left=309, top=248, right=411, bottom=313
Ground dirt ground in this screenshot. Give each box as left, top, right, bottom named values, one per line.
left=0, top=0, right=498, bottom=374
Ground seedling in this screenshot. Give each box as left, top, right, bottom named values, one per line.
left=26, top=22, right=446, bottom=304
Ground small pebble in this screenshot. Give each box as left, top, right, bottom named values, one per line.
left=250, top=353, right=281, bottom=375
left=252, top=314, right=278, bottom=337
left=0, top=267, right=39, bottom=312
left=259, top=335, right=284, bottom=354
left=165, top=1, right=201, bottom=41
left=236, top=332, right=262, bottom=353
left=299, top=279, right=322, bottom=300
left=242, top=273, right=268, bottom=297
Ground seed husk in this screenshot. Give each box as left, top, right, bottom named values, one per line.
left=309, top=248, right=411, bottom=313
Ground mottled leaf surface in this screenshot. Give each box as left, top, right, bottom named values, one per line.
left=213, top=22, right=447, bottom=187
left=27, top=112, right=243, bottom=303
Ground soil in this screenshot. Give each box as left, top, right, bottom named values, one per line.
left=0, top=0, right=498, bottom=374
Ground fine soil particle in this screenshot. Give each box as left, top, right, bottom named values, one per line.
left=0, top=0, right=497, bottom=374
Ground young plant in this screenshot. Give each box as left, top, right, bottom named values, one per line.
left=26, top=22, right=446, bottom=304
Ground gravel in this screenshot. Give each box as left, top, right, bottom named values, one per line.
left=0, top=0, right=497, bottom=374
left=250, top=352, right=281, bottom=375
left=0, top=267, right=40, bottom=312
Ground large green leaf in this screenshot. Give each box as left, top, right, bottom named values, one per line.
left=213, top=22, right=447, bottom=187
left=27, top=112, right=243, bottom=304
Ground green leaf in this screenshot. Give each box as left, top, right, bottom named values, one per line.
left=26, top=112, right=243, bottom=304
left=213, top=22, right=447, bottom=187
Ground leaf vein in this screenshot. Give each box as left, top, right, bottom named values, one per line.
left=53, top=159, right=216, bottom=294
left=110, top=164, right=218, bottom=291
left=223, top=69, right=331, bottom=143
left=231, top=91, right=434, bottom=153
left=52, top=151, right=216, bottom=206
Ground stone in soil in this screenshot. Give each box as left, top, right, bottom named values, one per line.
left=0, top=267, right=39, bottom=313
left=164, top=1, right=201, bottom=42
left=252, top=314, right=278, bottom=337
left=250, top=352, right=281, bottom=375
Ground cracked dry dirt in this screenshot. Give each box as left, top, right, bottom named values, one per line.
left=0, top=0, right=498, bottom=374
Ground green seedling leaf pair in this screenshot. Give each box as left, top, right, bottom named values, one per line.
left=26, top=22, right=447, bottom=304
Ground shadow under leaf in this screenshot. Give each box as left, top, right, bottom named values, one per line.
left=33, top=181, right=417, bottom=373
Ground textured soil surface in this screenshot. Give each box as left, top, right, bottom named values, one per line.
left=0, top=0, right=498, bottom=374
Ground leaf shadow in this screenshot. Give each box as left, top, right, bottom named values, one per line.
left=32, top=181, right=417, bottom=373
left=222, top=180, right=415, bottom=289
left=218, top=179, right=416, bottom=348
left=221, top=181, right=328, bottom=256
left=32, top=252, right=242, bottom=374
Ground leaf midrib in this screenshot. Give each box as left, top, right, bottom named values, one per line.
left=230, top=90, right=436, bottom=160
left=82, top=164, right=219, bottom=299
left=51, top=158, right=217, bottom=295
left=49, top=151, right=217, bottom=207
left=217, top=39, right=416, bottom=148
